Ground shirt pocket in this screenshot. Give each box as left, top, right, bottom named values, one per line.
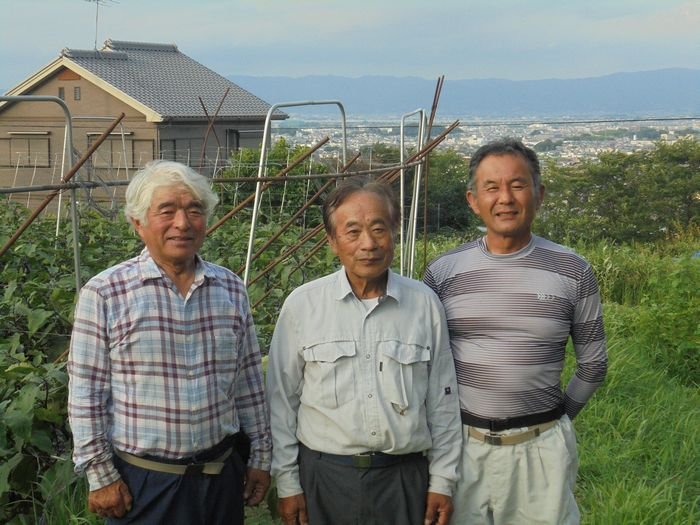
left=378, top=341, right=431, bottom=415
left=212, top=330, right=239, bottom=399
left=301, top=341, right=356, bottom=409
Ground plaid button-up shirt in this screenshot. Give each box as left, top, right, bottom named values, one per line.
left=68, top=249, right=271, bottom=490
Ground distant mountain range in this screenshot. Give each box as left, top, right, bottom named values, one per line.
left=230, top=68, right=700, bottom=119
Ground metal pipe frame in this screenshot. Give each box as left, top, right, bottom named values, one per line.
left=0, top=95, right=80, bottom=291
left=0, top=113, right=126, bottom=296
left=399, top=109, right=426, bottom=276
left=244, top=100, right=347, bottom=284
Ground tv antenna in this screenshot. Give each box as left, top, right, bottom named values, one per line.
left=84, top=0, right=119, bottom=50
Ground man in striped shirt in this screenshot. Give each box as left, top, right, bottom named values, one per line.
left=68, top=161, right=271, bottom=524
left=424, top=139, right=607, bottom=524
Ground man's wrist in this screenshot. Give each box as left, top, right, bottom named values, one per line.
left=428, top=474, right=455, bottom=498
left=86, top=459, right=121, bottom=492
left=274, top=471, right=304, bottom=498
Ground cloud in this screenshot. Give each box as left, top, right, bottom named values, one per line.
left=1, top=0, right=698, bottom=89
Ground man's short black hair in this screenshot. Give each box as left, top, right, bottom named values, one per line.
left=468, top=138, right=541, bottom=192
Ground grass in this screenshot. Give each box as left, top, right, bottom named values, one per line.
left=42, top=235, right=699, bottom=524
left=53, top=312, right=697, bottom=525
left=572, top=307, right=699, bottom=524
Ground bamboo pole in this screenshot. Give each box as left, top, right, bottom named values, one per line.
left=245, top=152, right=361, bottom=269
left=206, top=137, right=330, bottom=235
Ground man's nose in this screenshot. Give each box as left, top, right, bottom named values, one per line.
left=173, top=208, right=191, bottom=228
left=359, top=229, right=378, bottom=249
left=497, top=186, right=514, bottom=203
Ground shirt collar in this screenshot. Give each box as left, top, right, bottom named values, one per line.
left=137, top=248, right=213, bottom=283
left=334, top=266, right=401, bottom=304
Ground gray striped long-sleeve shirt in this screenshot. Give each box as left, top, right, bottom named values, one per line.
left=423, top=235, right=607, bottom=420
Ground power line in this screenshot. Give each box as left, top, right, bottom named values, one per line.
left=273, top=115, right=700, bottom=131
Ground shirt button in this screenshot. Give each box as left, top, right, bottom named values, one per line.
left=371, top=431, right=376, bottom=436
left=368, top=393, right=373, bottom=398
left=365, top=354, right=371, bottom=359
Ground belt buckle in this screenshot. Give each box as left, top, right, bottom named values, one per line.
left=352, top=452, right=373, bottom=469
left=184, top=463, right=206, bottom=475
left=483, top=433, right=503, bottom=446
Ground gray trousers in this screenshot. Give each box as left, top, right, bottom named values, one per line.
left=299, top=445, right=429, bottom=525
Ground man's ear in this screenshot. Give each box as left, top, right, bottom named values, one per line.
left=536, top=184, right=546, bottom=209
left=327, top=233, right=339, bottom=256
left=466, top=190, right=480, bottom=216
left=132, top=219, right=146, bottom=241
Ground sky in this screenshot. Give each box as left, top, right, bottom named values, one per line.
left=1, top=0, right=699, bottom=91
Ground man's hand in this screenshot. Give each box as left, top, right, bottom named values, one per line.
left=424, top=491, right=453, bottom=525
left=244, top=467, right=271, bottom=506
left=88, top=479, right=132, bottom=519
left=278, top=493, right=309, bottom=525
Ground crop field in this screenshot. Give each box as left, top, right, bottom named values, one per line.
left=1, top=138, right=698, bottom=524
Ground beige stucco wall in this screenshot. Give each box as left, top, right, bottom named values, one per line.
left=1, top=66, right=271, bottom=213
left=0, top=68, right=157, bottom=212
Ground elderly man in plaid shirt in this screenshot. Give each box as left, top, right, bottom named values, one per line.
left=68, top=160, right=271, bottom=524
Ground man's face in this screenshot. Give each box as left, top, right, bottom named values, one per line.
left=327, top=191, right=395, bottom=292
left=467, top=153, right=544, bottom=252
left=133, top=184, right=207, bottom=269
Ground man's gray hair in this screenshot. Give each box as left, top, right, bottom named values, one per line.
left=322, top=176, right=399, bottom=236
left=124, top=160, right=219, bottom=225
left=468, top=138, right=541, bottom=194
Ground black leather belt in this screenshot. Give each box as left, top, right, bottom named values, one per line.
left=303, top=444, right=424, bottom=469
left=460, top=405, right=565, bottom=432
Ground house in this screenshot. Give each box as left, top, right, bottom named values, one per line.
left=0, top=39, right=286, bottom=208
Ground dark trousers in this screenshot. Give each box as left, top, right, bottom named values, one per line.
left=299, top=445, right=429, bottom=525
left=108, top=449, right=246, bottom=525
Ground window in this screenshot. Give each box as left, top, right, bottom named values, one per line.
left=58, top=87, right=65, bottom=100
left=87, top=135, right=134, bottom=168
left=5, top=133, right=51, bottom=167
left=226, top=129, right=240, bottom=152
left=159, top=138, right=202, bottom=165
left=74, top=87, right=81, bottom=101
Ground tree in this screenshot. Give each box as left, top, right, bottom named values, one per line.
left=538, top=138, right=700, bottom=244
left=425, top=149, right=476, bottom=232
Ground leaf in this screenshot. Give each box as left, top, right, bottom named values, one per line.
left=2, top=280, right=17, bottom=302
left=36, top=454, right=76, bottom=502
left=30, top=428, right=54, bottom=455
left=280, top=264, right=293, bottom=287
left=5, top=383, right=41, bottom=445
left=34, top=407, right=65, bottom=425
left=0, top=333, right=22, bottom=354
left=0, top=452, right=23, bottom=497
left=27, top=308, right=54, bottom=337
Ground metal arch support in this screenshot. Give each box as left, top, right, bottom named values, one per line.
left=243, top=100, right=347, bottom=285
left=406, top=111, right=428, bottom=278
left=0, top=95, right=80, bottom=293
left=399, top=109, right=426, bottom=276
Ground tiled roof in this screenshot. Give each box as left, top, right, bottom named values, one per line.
left=61, top=39, right=283, bottom=120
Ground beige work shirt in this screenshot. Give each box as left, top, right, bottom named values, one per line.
left=267, top=268, right=462, bottom=498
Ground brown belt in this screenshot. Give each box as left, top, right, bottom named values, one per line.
left=467, top=420, right=558, bottom=446
left=114, top=447, right=233, bottom=475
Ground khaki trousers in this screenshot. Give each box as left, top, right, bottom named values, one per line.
left=450, top=415, right=580, bottom=525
